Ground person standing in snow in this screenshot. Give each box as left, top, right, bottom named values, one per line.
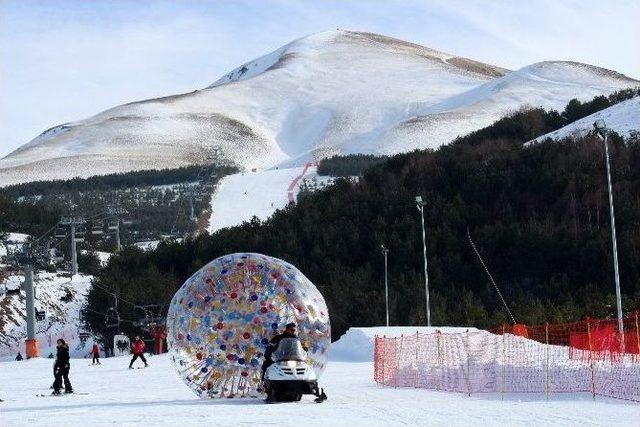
left=52, top=338, right=73, bottom=395
left=89, top=343, right=101, bottom=365
left=128, top=336, right=148, bottom=369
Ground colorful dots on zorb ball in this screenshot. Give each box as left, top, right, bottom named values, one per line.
left=166, top=253, right=331, bottom=399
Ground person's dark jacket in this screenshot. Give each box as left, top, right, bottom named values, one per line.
left=264, top=331, right=297, bottom=363
left=54, top=344, right=70, bottom=369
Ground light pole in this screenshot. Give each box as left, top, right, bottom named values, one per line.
left=593, top=119, right=624, bottom=339
left=381, top=244, right=389, bottom=327
left=415, top=196, right=431, bottom=327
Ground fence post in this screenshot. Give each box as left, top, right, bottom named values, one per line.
left=381, top=335, right=386, bottom=386
left=501, top=324, right=506, bottom=400
left=545, top=322, right=551, bottom=400
left=394, top=336, right=399, bottom=388
left=587, top=319, right=596, bottom=400
left=635, top=311, right=640, bottom=356
left=464, top=329, right=471, bottom=396
left=396, top=335, right=404, bottom=388
left=436, top=330, right=442, bottom=391
left=414, top=331, right=419, bottom=388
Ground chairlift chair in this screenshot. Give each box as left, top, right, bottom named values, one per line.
left=54, top=227, right=66, bottom=239
left=91, top=221, right=104, bottom=235
left=35, top=309, right=46, bottom=321
left=105, top=307, right=121, bottom=328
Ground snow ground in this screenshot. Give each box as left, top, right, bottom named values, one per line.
left=132, top=240, right=161, bottom=251
left=207, top=164, right=317, bottom=232
left=0, top=233, right=29, bottom=262
left=1, top=342, right=637, bottom=426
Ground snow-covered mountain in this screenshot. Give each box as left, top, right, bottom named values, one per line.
left=530, top=96, right=640, bottom=144
left=1, top=30, right=637, bottom=186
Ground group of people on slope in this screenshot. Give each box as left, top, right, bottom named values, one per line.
left=49, top=335, right=149, bottom=395
left=47, top=324, right=302, bottom=396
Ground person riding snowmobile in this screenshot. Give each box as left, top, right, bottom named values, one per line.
left=261, top=323, right=305, bottom=378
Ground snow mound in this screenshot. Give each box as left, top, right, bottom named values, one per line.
left=330, top=326, right=477, bottom=362
left=529, top=96, right=640, bottom=144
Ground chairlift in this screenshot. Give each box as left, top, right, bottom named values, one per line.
left=35, top=309, right=46, bottom=321
left=91, top=221, right=104, bottom=235
left=54, top=227, right=67, bottom=239
left=105, top=307, right=120, bottom=328
left=78, top=332, right=90, bottom=344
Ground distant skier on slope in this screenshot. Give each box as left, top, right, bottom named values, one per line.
left=89, top=342, right=101, bottom=365
left=52, top=339, right=73, bottom=395
left=128, top=336, right=148, bottom=369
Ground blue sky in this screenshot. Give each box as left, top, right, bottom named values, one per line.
left=2, top=0, right=639, bottom=156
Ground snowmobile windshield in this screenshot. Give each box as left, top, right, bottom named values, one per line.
left=272, top=337, right=307, bottom=362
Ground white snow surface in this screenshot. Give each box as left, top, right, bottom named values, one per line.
left=529, top=97, right=640, bottom=144
left=1, top=334, right=638, bottom=426
left=0, top=233, right=30, bottom=262
left=207, top=164, right=317, bottom=232
left=132, top=240, right=161, bottom=251
left=2, top=30, right=636, bottom=186
left=0, top=272, right=94, bottom=360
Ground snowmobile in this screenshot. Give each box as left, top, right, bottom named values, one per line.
left=263, top=337, right=327, bottom=403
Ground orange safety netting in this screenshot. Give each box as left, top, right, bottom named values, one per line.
left=374, top=312, right=640, bottom=402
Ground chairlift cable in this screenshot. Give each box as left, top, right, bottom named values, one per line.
left=466, top=227, right=517, bottom=324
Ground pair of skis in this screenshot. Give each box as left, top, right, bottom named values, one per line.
left=36, top=392, right=89, bottom=397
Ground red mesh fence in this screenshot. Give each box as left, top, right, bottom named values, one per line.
left=374, top=312, right=640, bottom=402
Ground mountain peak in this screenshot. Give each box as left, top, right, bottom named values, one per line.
left=208, top=29, right=508, bottom=88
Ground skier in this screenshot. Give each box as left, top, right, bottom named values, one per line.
left=15, top=352, right=23, bottom=361
left=128, top=336, right=148, bottom=369
left=89, top=342, right=101, bottom=365
left=52, top=338, right=73, bottom=395
left=261, top=322, right=299, bottom=379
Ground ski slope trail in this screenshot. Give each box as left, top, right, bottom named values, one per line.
left=207, top=164, right=325, bottom=232
left=1, top=335, right=638, bottom=426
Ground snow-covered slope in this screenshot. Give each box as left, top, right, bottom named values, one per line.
left=384, top=62, right=639, bottom=151
left=3, top=30, right=636, bottom=186
left=530, top=96, right=640, bottom=143
left=207, top=163, right=328, bottom=232
left=0, top=272, right=93, bottom=360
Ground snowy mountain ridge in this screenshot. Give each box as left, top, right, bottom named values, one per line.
left=529, top=96, right=640, bottom=144
left=1, top=29, right=637, bottom=186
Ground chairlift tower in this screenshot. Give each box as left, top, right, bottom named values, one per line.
left=107, top=207, right=126, bottom=251
left=60, top=216, right=86, bottom=276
